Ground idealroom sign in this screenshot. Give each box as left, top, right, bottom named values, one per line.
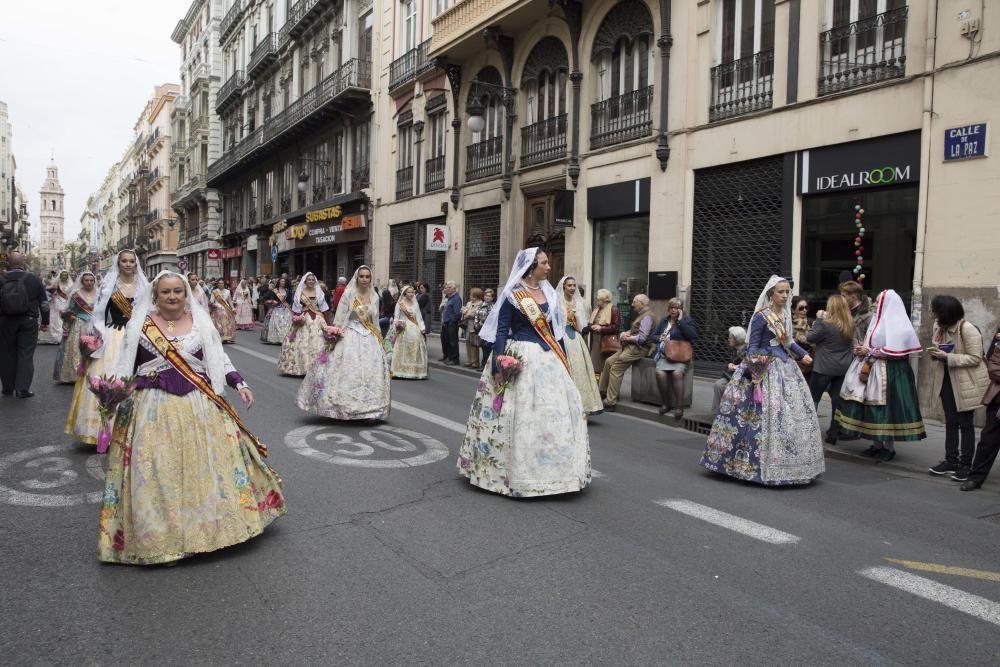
left=798, top=131, right=920, bottom=195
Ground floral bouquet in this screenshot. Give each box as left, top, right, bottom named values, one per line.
left=317, top=325, right=344, bottom=364
left=87, top=374, right=136, bottom=454
left=393, top=319, right=406, bottom=332
left=79, top=333, right=103, bottom=359
left=287, top=313, right=307, bottom=341
left=491, top=353, right=526, bottom=413
left=744, top=354, right=772, bottom=404
left=60, top=309, right=75, bottom=321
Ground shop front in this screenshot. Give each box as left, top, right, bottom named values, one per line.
left=389, top=217, right=447, bottom=329
left=271, top=194, right=369, bottom=286
left=588, top=178, right=651, bottom=317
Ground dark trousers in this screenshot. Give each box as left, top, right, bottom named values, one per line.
left=480, top=341, right=494, bottom=371
left=441, top=320, right=460, bottom=363
left=809, top=371, right=845, bottom=439
left=0, top=315, right=39, bottom=393
left=940, top=372, right=976, bottom=468
left=970, top=397, right=1000, bottom=483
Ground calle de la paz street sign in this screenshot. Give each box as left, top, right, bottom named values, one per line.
left=944, top=122, right=988, bottom=162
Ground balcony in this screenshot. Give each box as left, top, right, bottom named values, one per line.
left=396, top=165, right=414, bottom=200
left=284, top=0, right=337, bottom=41
left=520, top=114, right=567, bottom=167
left=465, top=136, right=502, bottom=181
left=425, top=155, right=446, bottom=192
left=217, top=71, right=244, bottom=112
left=589, top=86, right=653, bottom=150
left=389, top=39, right=438, bottom=92
left=145, top=167, right=166, bottom=189
left=189, top=114, right=209, bottom=140
left=219, top=0, right=245, bottom=43
left=430, top=0, right=526, bottom=55
left=709, top=50, right=774, bottom=122
left=247, top=33, right=279, bottom=79
left=818, top=6, right=908, bottom=96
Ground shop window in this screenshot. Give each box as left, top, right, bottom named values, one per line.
left=592, top=218, right=649, bottom=320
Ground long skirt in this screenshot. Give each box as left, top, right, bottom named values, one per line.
left=211, top=306, right=237, bottom=342
left=835, top=358, right=926, bottom=442
left=261, top=305, right=292, bottom=344
left=296, top=326, right=391, bottom=420
left=565, top=328, right=603, bottom=415
left=97, top=388, right=285, bottom=565
left=53, top=315, right=88, bottom=383
left=458, top=341, right=591, bottom=497
left=65, top=327, right=126, bottom=445
left=235, top=301, right=255, bottom=330
left=38, top=300, right=64, bottom=345
left=277, top=314, right=326, bottom=376
left=701, top=355, right=825, bottom=486
left=391, top=320, right=428, bottom=379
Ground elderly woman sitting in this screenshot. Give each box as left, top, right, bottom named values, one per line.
left=712, top=326, right=748, bottom=414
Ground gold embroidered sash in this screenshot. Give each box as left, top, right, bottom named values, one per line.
left=399, top=304, right=419, bottom=328
left=761, top=309, right=790, bottom=350
left=111, top=289, right=133, bottom=319
left=213, top=291, right=235, bottom=316
left=353, top=297, right=383, bottom=343
left=512, top=290, right=571, bottom=373
left=142, top=317, right=268, bottom=457
left=301, top=296, right=323, bottom=318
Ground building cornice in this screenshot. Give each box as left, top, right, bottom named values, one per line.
left=172, top=0, right=206, bottom=43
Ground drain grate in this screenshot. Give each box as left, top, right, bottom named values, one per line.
left=681, top=417, right=712, bottom=436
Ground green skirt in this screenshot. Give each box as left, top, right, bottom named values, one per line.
left=835, top=358, right=926, bottom=442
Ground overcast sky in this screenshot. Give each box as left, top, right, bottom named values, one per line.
left=0, top=0, right=191, bottom=242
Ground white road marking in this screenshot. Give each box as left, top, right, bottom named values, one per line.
left=285, top=425, right=450, bottom=468
left=859, top=566, right=1000, bottom=628
left=653, top=499, right=801, bottom=545
left=0, top=446, right=103, bottom=506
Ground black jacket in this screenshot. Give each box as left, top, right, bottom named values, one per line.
left=1, top=269, right=49, bottom=326
left=652, top=316, right=698, bottom=342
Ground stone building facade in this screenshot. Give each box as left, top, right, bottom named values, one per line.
left=38, top=160, right=65, bottom=273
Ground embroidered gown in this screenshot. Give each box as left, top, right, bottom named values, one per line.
left=277, top=296, right=328, bottom=376
left=98, top=319, right=285, bottom=565
left=234, top=287, right=255, bottom=330
left=261, top=290, right=293, bottom=344
left=458, top=298, right=592, bottom=497
left=700, top=309, right=826, bottom=486
left=562, top=306, right=603, bottom=415
left=296, top=297, right=391, bottom=420
left=65, top=291, right=133, bottom=445
left=390, top=300, right=428, bottom=379
left=53, top=290, right=96, bottom=383
left=210, top=289, right=237, bottom=342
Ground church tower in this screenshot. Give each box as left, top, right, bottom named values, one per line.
left=38, top=159, right=65, bottom=272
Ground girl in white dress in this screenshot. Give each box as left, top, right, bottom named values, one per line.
left=555, top=276, right=603, bottom=415
left=390, top=284, right=428, bottom=379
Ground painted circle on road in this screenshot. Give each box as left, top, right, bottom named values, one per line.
left=0, top=446, right=104, bottom=506
left=285, top=424, right=450, bottom=468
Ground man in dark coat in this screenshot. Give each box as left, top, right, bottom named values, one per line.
left=0, top=252, right=51, bottom=397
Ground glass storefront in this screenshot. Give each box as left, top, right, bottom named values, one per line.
left=800, top=184, right=918, bottom=310
left=592, top=217, right=649, bottom=315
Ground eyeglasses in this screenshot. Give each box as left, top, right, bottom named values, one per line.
left=796, top=306, right=808, bottom=311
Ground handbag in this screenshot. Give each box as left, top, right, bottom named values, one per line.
left=665, top=339, right=694, bottom=363
left=600, top=332, right=621, bottom=355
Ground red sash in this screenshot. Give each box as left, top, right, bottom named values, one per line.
left=72, top=292, right=94, bottom=315
left=512, top=290, right=571, bottom=373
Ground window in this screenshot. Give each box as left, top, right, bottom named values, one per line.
left=313, top=140, right=330, bottom=201
left=433, top=0, right=449, bottom=17
left=281, top=162, right=293, bottom=212
left=300, top=61, right=309, bottom=97
left=428, top=108, right=447, bottom=160
left=358, top=12, right=373, bottom=62
left=401, top=0, right=418, bottom=52
left=525, top=70, right=567, bottom=124
left=820, top=0, right=908, bottom=95
left=597, top=36, right=652, bottom=100
left=397, top=122, right=413, bottom=170
left=719, top=0, right=776, bottom=66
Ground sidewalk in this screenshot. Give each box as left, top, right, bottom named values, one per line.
left=425, top=332, right=958, bottom=479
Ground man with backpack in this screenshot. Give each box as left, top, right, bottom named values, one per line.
left=0, top=252, right=50, bottom=398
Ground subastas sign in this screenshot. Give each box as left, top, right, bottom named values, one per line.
left=798, top=131, right=920, bottom=195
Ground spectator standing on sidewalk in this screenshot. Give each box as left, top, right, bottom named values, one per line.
left=840, top=280, right=873, bottom=344
left=461, top=288, right=484, bottom=368
left=927, top=295, right=990, bottom=481
left=440, top=282, right=463, bottom=365
left=806, top=294, right=855, bottom=444
left=792, top=296, right=813, bottom=379
left=0, top=252, right=51, bottom=398
left=599, top=294, right=654, bottom=412
left=962, top=327, right=1000, bottom=491
left=416, top=282, right=433, bottom=334
left=712, top=326, right=746, bottom=414
left=475, top=289, right=495, bottom=370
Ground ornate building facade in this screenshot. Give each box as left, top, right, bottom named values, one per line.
left=38, top=160, right=65, bottom=272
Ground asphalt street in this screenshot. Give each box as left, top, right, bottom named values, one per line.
left=2, top=331, right=1000, bottom=666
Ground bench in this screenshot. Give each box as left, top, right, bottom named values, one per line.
left=629, top=357, right=694, bottom=408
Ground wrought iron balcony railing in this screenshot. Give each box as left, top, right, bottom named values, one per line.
left=285, top=0, right=335, bottom=41
left=219, top=0, right=244, bottom=43
left=709, top=50, right=774, bottom=121
left=389, top=39, right=436, bottom=91
left=248, top=33, right=279, bottom=78
left=424, top=155, right=446, bottom=193
left=465, top=136, right=503, bottom=181
left=520, top=114, right=567, bottom=167
left=217, top=71, right=245, bottom=112
left=590, top=86, right=654, bottom=150
left=818, top=6, right=908, bottom=96
left=395, top=165, right=414, bottom=200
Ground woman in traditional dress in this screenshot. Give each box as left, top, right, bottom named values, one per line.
left=555, top=275, right=603, bottom=416
left=209, top=279, right=237, bottom=342
left=390, top=284, right=428, bottom=380
left=701, top=275, right=825, bottom=486
left=65, top=250, right=149, bottom=445
left=39, top=271, right=73, bottom=345
left=588, top=288, right=622, bottom=379
left=458, top=248, right=591, bottom=497
left=234, top=278, right=255, bottom=330
left=53, top=271, right=98, bottom=384
left=99, top=271, right=285, bottom=565
left=835, top=289, right=927, bottom=461
left=260, top=277, right=293, bottom=344
left=297, top=266, right=391, bottom=420
left=277, top=272, right=330, bottom=376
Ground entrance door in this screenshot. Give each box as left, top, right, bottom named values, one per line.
left=523, top=194, right=566, bottom=285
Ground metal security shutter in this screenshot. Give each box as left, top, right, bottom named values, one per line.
left=690, top=156, right=785, bottom=371
left=463, top=206, right=502, bottom=296
left=389, top=222, right=417, bottom=283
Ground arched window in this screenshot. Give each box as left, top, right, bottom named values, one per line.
left=591, top=0, right=655, bottom=101
left=467, top=67, right=505, bottom=143
left=521, top=37, right=569, bottom=125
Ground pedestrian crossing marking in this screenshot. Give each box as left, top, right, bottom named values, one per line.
left=653, top=499, right=801, bottom=544
left=860, top=566, right=1000, bottom=628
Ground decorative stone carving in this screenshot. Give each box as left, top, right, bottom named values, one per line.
left=591, top=0, right=655, bottom=62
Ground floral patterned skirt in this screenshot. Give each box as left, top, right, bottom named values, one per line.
left=296, top=327, right=391, bottom=421
left=277, top=314, right=325, bottom=376
left=65, top=327, right=126, bottom=445
left=37, top=301, right=64, bottom=345
left=98, top=388, right=285, bottom=565
left=701, top=355, right=825, bottom=486
left=261, top=305, right=292, bottom=344
left=235, top=301, right=255, bottom=329
left=211, top=306, right=237, bottom=342
left=53, top=316, right=88, bottom=383
left=390, top=320, right=428, bottom=379
left=458, top=341, right=591, bottom=497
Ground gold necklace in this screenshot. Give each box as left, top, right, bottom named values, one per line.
left=162, top=314, right=182, bottom=333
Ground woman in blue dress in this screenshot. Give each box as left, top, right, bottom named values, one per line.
left=458, top=248, right=591, bottom=497
left=701, top=275, right=826, bottom=486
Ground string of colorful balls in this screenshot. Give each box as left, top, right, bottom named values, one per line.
left=853, top=204, right=866, bottom=284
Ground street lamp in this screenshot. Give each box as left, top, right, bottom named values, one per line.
left=465, top=77, right=514, bottom=134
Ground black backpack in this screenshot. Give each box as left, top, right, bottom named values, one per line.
left=0, top=272, right=31, bottom=316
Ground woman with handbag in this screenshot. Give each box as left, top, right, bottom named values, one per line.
left=926, top=295, right=990, bottom=481
left=835, top=290, right=926, bottom=461
left=588, top=288, right=621, bottom=378
left=651, top=298, right=697, bottom=418
left=962, top=327, right=1000, bottom=491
